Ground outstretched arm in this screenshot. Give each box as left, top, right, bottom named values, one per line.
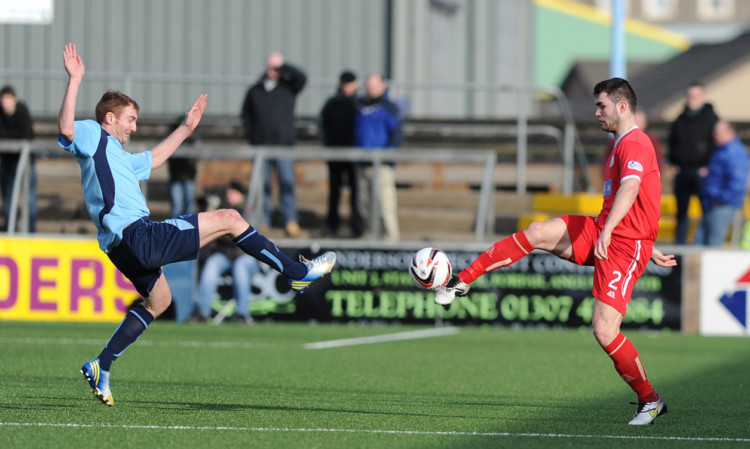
left=150, top=94, right=207, bottom=169
left=59, top=43, right=85, bottom=141
left=651, top=248, right=677, bottom=267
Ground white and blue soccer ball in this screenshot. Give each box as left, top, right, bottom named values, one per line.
left=409, top=247, right=452, bottom=290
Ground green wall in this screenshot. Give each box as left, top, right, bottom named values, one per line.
left=534, top=4, right=685, bottom=87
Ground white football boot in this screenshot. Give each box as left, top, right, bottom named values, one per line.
left=628, top=395, right=668, bottom=425
left=434, top=276, right=470, bottom=306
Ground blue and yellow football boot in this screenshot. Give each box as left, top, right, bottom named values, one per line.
left=80, top=358, right=114, bottom=406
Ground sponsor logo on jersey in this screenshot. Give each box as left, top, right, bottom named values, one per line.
left=603, top=179, right=612, bottom=196
left=627, top=160, right=643, bottom=171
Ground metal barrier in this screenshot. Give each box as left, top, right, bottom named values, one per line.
left=170, top=144, right=498, bottom=242
left=0, top=140, right=34, bottom=235
left=5, top=139, right=746, bottom=248
left=0, top=140, right=497, bottom=242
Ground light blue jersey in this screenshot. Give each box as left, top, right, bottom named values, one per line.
left=58, top=120, right=152, bottom=252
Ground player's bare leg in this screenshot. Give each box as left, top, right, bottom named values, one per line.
left=143, top=274, right=173, bottom=318
left=196, top=208, right=250, bottom=247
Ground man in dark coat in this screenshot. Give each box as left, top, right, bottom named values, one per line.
left=318, top=71, right=364, bottom=238
left=668, top=81, right=719, bottom=244
left=241, top=52, right=306, bottom=237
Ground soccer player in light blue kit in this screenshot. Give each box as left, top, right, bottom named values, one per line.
left=59, top=43, right=336, bottom=406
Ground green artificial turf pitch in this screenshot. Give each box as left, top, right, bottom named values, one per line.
left=1, top=321, right=749, bottom=449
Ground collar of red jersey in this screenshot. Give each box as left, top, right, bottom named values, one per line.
left=612, top=125, right=639, bottom=149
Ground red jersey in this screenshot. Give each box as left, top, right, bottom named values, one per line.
left=598, top=127, right=661, bottom=241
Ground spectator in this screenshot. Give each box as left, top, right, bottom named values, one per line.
left=354, top=73, right=403, bottom=241
left=190, top=182, right=260, bottom=325
left=167, top=114, right=198, bottom=217
left=668, top=81, right=719, bottom=244
left=318, top=70, right=364, bottom=238
left=241, top=52, right=306, bottom=237
left=0, top=85, right=36, bottom=232
left=694, top=120, right=749, bottom=247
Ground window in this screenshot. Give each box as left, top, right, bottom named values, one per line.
left=697, top=0, right=734, bottom=20
left=641, top=0, right=676, bottom=20
left=595, top=0, right=632, bottom=15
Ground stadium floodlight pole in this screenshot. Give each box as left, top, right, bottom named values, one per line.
left=610, top=0, right=626, bottom=79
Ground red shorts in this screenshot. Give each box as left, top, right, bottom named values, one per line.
left=560, top=215, right=652, bottom=316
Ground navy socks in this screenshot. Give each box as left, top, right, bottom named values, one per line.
left=233, top=226, right=307, bottom=280
left=98, top=304, right=154, bottom=371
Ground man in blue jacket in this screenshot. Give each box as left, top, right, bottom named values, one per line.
left=695, top=120, right=749, bottom=246
left=353, top=73, right=402, bottom=241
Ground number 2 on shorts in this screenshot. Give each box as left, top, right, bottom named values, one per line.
left=608, top=270, right=622, bottom=292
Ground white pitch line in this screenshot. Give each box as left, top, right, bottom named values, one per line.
left=303, top=327, right=460, bottom=349
left=1, top=422, right=748, bottom=443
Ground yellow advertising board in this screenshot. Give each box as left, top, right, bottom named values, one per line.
left=0, top=236, right=140, bottom=322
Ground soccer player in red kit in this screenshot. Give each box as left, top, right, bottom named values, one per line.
left=436, top=78, right=676, bottom=425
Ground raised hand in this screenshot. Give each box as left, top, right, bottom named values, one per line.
left=63, top=43, right=85, bottom=79
left=182, top=94, right=208, bottom=132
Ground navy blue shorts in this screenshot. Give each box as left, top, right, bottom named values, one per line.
left=108, top=215, right=200, bottom=297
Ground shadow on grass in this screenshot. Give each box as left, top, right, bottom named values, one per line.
left=423, top=338, right=750, bottom=449
left=110, top=376, right=585, bottom=417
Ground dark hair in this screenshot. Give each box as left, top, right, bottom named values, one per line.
left=95, top=90, right=140, bottom=124
left=339, top=71, right=356, bottom=84
left=0, top=85, right=17, bottom=97
left=688, top=81, right=705, bottom=89
left=593, top=77, right=637, bottom=112
left=226, top=181, right=246, bottom=195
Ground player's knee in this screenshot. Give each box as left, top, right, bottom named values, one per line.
left=524, top=221, right=547, bottom=243
left=216, top=207, right=242, bottom=222
left=216, top=208, right=246, bottom=229
left=145, top=295, right=172, bottom=318
left=591, top=320, right=618, bottom=347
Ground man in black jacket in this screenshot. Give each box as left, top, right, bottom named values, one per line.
left=241, top=53, right=306, bottom=237
left=668, top=81, right=719, bottom=244
left=318, top=71, right=364, bottom=238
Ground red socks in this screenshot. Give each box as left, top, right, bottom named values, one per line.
left=604, top=333, right=658, bottom=402
left=457, top=231, right=534, bottom=284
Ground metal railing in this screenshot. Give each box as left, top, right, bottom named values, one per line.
left=0, top=140, right=34, bottom=235
left=5, top=139, right=748, bottom=248
left=170, top=144, right=499, bottom=242
left=0, top=140, right=498, bottom=242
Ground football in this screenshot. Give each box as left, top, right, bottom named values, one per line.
left=409, top=247, right=452, bottom=290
